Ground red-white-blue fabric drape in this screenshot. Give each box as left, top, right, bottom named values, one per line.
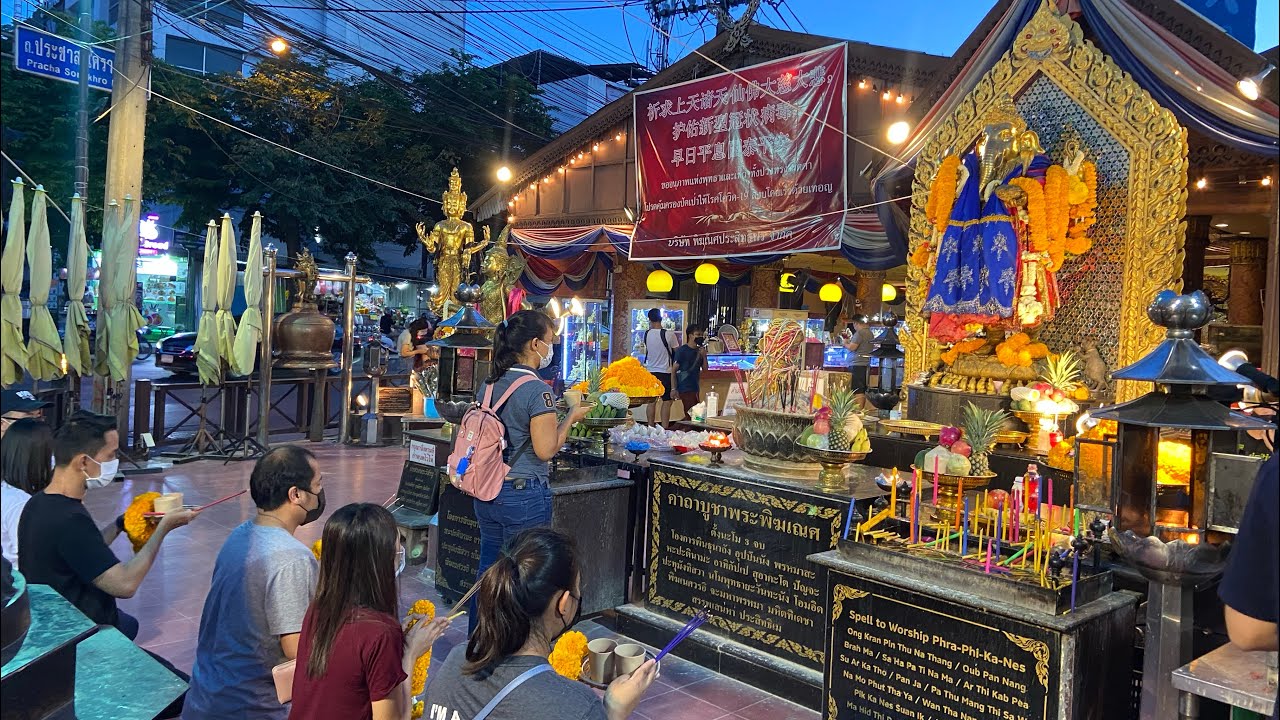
left=520, top=253, right=614, bottom=294
left=510, top=225, right=634, bottom=259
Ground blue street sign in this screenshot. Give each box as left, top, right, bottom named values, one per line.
left=14, top=25, right=114, bottom=92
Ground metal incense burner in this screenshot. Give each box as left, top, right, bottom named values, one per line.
left=1093, top=290, right=1273, bottom=720
left=428, top=284, right=496, bottom=425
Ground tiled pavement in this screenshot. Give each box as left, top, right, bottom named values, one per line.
left=82, top=442, right=817, bottom=720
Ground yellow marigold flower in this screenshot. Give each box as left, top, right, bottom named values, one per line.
left=123, top=492, right=162, bottom=552
left=547, top=630, right=589, bottom=680
left=311, top=539, right=322, bottom=560
left=412, top=701, right=425, bottom=719
left=927, top=155, right=961, bottom=234
left=405, top=599, right=437, bottom=696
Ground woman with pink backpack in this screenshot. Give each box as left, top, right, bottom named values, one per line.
left=457, top=310, right=591, bottom=632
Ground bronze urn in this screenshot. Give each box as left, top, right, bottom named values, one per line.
left=273, top=249, right=338, bottom=369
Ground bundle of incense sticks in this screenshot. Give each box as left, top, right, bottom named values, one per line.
left=732, top=368, right=750, bottom=408
left=655, top=609, right=710, bottom=662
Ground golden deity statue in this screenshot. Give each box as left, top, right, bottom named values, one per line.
left=478, top=225, right=525, bottom=323
left=416, top=168, right=489, bottom=316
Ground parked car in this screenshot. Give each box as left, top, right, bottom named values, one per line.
left=156, top=326, right=350, bottom=377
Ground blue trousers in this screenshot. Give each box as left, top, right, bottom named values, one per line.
left=468, top=478, right=553, bottom=633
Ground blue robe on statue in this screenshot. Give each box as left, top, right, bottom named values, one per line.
left=924, top=152, right=1048, bottom=325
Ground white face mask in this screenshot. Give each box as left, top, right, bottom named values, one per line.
left=536, top=339, right=554, bottom=370
left=85, top=457, right=119, bottom=489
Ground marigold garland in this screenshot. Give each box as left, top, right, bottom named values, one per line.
left=939, top=338, right=987, bottom=365
left=909, top=240, right=932, bottom=269
left=412, top=701, right=425, bottom=719
left=1008, top=177, right=1048, bottom=252
left=926, top=155, right=961, bottom=235
left=548, top=630, right=589, bottom=680
left=1044, top=165, right=1071, bottom=249
left=311, top=539, right=322, bottom=560
left=572, top=356, right=664, bottom=397
left=994, top=333, right=1043, bottom=368
left=123, top=492, right=162, bottom=552
left=405, top=599, right=437, bottom=697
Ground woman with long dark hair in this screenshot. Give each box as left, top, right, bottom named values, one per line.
left=289, top=504, right=451, bottom=720
left=424, top=528, right=657, bottom=719
left=1, top=418, right=55, bottom=566
left=469, top=311, right=590, bottom=628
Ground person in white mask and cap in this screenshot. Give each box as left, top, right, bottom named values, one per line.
left=17, top=410, right=199, bottom=717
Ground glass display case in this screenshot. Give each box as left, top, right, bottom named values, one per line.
left=740, top=307, right=809, bottom=352
left=561, top=298, right=610, bottom=384
left=707, top=353, right=758, bottom=371
left=627, top=300, right=688, bottom=364
left=824, top=345, right=851, bottom=368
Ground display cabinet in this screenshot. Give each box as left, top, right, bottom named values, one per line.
left=627, top=300, right=688, bottom=364
left=561, top=298, right=610, bottom=384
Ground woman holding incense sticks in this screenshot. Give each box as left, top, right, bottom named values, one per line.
left=424, top=528, right=658, bottom=720
left=290, top=503, right=451, bottom=720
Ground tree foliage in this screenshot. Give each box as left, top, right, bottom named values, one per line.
left=5, top=30, right=554, bottom=264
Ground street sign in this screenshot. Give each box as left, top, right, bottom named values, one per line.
left=13, top=25, right=114, bottom=92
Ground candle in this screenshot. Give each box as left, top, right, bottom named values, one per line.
left=994, top=503, right=1003, bottom=560
left=984, top=538, right=992, bottom=573
left=843, top=496, right=856, bottom=540
left=1071, top=547, right=1081, bottom=612
left=1073, top=507, right=1081, bottom=538
left=961, top=497, right=970, bottom=555
left=1047, top=476, right=1054, bottom=528
left=932, top=457, right=940, bottom=507
left=889, top=469, right=899, bottom=516
left=912, top=480, right=921, bottom=543
left=955, top=477, right=964, bottom=530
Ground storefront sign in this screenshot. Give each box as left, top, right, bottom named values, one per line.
left=825, top=569, right=1058, bottom=720
left=631, top=44, right=847, bottom=260
left=647, top=468, right=844, bottom=668
left=138, top=215, right=171, bottom=256
left=14, top=25, right=114, bottom=91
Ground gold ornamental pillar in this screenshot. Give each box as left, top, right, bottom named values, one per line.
left=855, top=269, right=886, bottom=318
left=611, top=260, right=650, bottom=362
left=748, top=262, right=782, bottom=309
left=1227, top=236, right=1267, bottom=325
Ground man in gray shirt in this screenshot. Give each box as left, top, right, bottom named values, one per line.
left=183, top=445, right=326, bottom=720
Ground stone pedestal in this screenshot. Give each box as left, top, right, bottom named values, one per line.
left=1228, top=236, right=1267, bottom=325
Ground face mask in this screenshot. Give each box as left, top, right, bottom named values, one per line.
left=695, top=337, right=706, bottom=346
left=395, top=547, right=407, bottom=577
left=536, top=339, right=554, bottom=370
left=85, top=457, right=119, bottom=489
left=554, top=591, right=582, bottom=641
left=299, top=487, right=326, bottom=526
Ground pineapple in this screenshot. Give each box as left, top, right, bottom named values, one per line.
left=1042, top=351, right=1081, bottom=395
left=586, top=365, right=603, bottom=404
left=961, top=402, right=1008, bottom=475
left=826, top=389, right=860, bottom=451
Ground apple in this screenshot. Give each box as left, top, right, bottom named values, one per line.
left=987, top=489, right=1009, bottom=509
left=1050, top=389, right=1065, bottom=402
left=951, top=439, right=972, bottom=457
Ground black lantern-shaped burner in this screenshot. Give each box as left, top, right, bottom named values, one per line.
left=428, top=284, right=496, bottom=424
left=865, top=315, right=904, bottom=411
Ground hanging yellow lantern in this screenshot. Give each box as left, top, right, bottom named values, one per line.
left=881, top=283, right=898, bottom=302
left=779, top=272, right=797, bottom=293
left=694, top=263, right=719, bottom=285
left=819, top=282, right=843, bottom=303
left=646, top=269, right=674, bottom=293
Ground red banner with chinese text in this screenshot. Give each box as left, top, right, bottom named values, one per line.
left=630, top=44, right=847, bottom=261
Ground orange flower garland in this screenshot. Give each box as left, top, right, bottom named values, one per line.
left=1044, top=165, right=1070, bottom=249
left=123, top=492, right=162, bottom=552
left=311, top=539, right=322, bottom=560
left=1008, top=177, right=1048, bottom=252
left=405, top=599, right=437, bottom=698
left=909, top=240, right=932, bottom=269
left=940, top=338, right=986, bottom=365
left=926, top=155, right=961, bottom=235
left=572, top=357, right=664, bottom=397
left=994, top=333, right=1048, bottom=368
left=548, top=630, right=589, bottom=680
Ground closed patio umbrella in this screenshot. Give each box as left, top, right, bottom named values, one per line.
left=25, top=186, right=63, bottom=380
left=194, top=220, right=221, bottom=386
left=96, top=197, right=145, bottom=382
left=215, top=213, right=238, bottom=367
left=64, top=195, right=91, bottom=376
left=232, top=212, right=263, bottom=376
left=2, top=178, right=27, bottom=387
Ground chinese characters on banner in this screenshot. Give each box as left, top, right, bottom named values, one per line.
left=630, top=44, right=847, bottom=261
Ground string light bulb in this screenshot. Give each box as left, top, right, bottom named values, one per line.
left=882, top=90, right=892, bottom=101
left=615, top=133, right=624, bottom=141
left=858, top=79, right=866, bottom=89
left=1263, top=176, right=1273, bottom=186
left=558, top=167, right=565, bottom=174
left=896, top=94, right=904, bottom=104
left=1195, top=177, right=1208, bottom=190
left=592, top=143, right=600, bottom=151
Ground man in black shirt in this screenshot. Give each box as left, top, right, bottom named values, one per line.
left=672, top=326, right=708, bottom=417
left=18, top=411, right=198, bottom=634
left=1220, top=453, right=1279, bottom=652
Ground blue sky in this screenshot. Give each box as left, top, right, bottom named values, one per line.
left=473, top=0, right=1280, bottom=70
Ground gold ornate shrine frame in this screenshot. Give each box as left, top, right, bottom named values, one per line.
left=903, top=1, right=1188, bottom=402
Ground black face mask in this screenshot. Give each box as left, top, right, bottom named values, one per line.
left=694, top=337, right=706, bottom=346
left=299, top=488, right=326, bottom=526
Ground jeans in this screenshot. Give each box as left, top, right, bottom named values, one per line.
left=116, top=610, right=188, bottom=718
left=468, top=478, right=553, bottom=633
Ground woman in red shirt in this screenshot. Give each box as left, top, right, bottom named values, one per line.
left=290, top=504, right=451, bottom=720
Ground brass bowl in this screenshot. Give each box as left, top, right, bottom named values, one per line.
left=995, top=430, right=1029, bottom=446
left=796, top=441, right=868, bottom=492
left=879, top=419, right=944, bottom=440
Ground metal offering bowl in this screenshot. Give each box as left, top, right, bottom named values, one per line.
left=796, top=441, right=868, bottom=492
left=879, top=419, right=944, bottom=440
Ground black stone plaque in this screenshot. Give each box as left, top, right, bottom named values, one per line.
left=434, top=484, right=480, bottom=604
left=825, top=568, right=1059, bottom=720
left=648, top=468, right=845, bottom=669
left=397, top=461, right=440, bottom=516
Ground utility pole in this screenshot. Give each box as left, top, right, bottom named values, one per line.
left=94, top=0, right=152, bottom=435
left=69, top=0, right=92, bottom=413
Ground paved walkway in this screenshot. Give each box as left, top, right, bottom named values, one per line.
left=85, top=442, right=817, bottom=720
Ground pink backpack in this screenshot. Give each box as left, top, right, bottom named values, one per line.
left=447, top=374, right=539, bottom=501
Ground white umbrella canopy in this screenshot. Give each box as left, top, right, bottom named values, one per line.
left=97, top=197, right=146, bottom=382
left=215, top=213, right=239, bottom=367
left=64, top=195, right=92, bottom=376
left=232, top=212, right=264, bottom=376
left=93, top=200, right=119, bottom=377
left=1, top=178, right=28, bottom=387
left=194, top=220, right=221, bottom=386
left=25, top=186, right=63, bottom=380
